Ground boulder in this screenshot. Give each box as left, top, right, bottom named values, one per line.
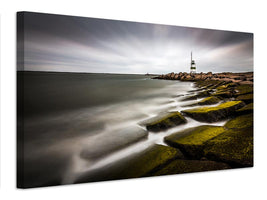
left=224, top=113, right=253, bottom=129
left=181, top=90, right=211, bottom=102
left=235, top=84, right=253, bottom=95
left=198, top=96, right=221, bottom=105
left=181, top=95, right=198, bottom=101
left=164, top=125, right=225, bottom=159
left=202, top=113, right=253, bottom=167
left=181, top=96, right=221, bottom=108
left=76, top=144, right=184, bottom=183
left=181, top=101, right=245, bottom=122
left=236, top=93, right=253, bottom=104
left=235, top=103, right=253, bottom=115
left=142, top=111, right=187, bottom=132
left=204, top=127, right=253, bottom=167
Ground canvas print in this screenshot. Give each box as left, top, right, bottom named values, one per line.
left=17, top=12, right=253, bottom=188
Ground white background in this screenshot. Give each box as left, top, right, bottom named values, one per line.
left=0, top=0, right=266, bottom=199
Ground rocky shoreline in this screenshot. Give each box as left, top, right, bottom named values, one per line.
left=154, top=71, right=253, bottom=85
left=76, top=72, right=253, bottom=184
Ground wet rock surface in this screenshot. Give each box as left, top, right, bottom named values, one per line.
left=181, top=101, right=245, bottom=122
left=141, top=111, right=187, bottom=132
left=164, top=125, right=225, bottom=159
left=76, top=144, right=184, bottom=183
left=77, top=72, right=253, bottom=184
left=204, top=126, right=253, bottom=167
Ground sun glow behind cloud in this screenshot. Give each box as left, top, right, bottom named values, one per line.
left=19, top=12, right=253, bottom=74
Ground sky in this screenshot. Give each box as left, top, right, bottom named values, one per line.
left=18, top=12, right=253, bottom=74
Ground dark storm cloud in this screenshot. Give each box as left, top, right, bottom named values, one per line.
left=18, top=12, right=253, bottom=73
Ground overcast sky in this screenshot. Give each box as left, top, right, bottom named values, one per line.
left=18, top=12, right=253, bottom=74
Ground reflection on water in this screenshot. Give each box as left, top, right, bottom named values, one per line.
left=18, top=72, right=223, bottom=187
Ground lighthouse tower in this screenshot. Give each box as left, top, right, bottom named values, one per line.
left=190, top=51, right=196, bottom=74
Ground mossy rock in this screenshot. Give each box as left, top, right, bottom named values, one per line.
left=196, top=90, right=212, bottom=98
left=181, top=95, right=198, bottom=101
left=181, top=90, right=211, bottom=102
left=216, top=85, right=227, bottom=91
left=144, top=112, right=187, bottom=132
left=236, top=93, right=253, bottom=104
left=236, top=103, right=253, bottom=115
left=195, top=80, right=222, bottom=88
left=198, top=96, right=221, bottom=105
left=76, top=144, right=184, bottom=183
left=207, top=81, right=226, bottom=89
left=212, top=89, right=236, bottom=98
left=203, top=127, right=253, bottom=167
left=216, top=82, right=237, bottom=91
left=235, top=84, right=253, bottom=95
left=182, top=96, right=221, bottom=107
left=152, top=159, right=231, bottom=176
left=181, top=101, right=245, bottom=122
left=224, top=113, right=253, bottom=129
left=164, top=125, right=225, bottom=159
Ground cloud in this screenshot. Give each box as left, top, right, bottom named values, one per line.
left=18, top=12, right=253, bottom=74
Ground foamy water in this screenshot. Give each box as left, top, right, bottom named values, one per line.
left=19, top=72, right=226, bottom=187
left=60, top=84, right=226, bottom=184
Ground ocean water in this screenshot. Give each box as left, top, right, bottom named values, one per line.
left=17, top=71, right=225, bottom=188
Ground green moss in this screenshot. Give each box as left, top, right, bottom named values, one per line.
left=184, top=101, right=243, bottom=113
left=224, top=113, right=253, bottom=129
left=236, top=84, right=253, bottom=95
left=181, top=101, right=245, bottom=122
left=165, top=126, right=225, bottom=146
left=117, top=144, right=184, bottom=178
left=203, top=127, right=253, bottom=167
left=195, top=80, right=223, bottom=89
left=145, top=112, right=187, bottom=132
left=164, top=125, right=225, bottom=158
left=216, top=85, right=228, bottom=91
left=76, top=144, right=184, bottom=183
left=198, top=96, right=221, bottom=105
left=236, top=93, right=253, bottom=104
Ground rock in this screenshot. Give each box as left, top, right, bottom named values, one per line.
left=224, top=113, right=253, bottom=129
left=164, top=125, right=225, bottom=159
left=80, top=126, right=148, bottom=161
left=212, top=85, right=237, bottom=98
left=239, top=81, right=253, bottom=85
left=236, top=93, right=253, bottom=104
left=76, top=144, right=184, bottom=183
left=142, top=112, right=187, bottom=132
left=181, top=95, right=198, bottom=101
left=235, top=84, right=253, bottom=95
left=204, top=127, right=253, bottom=167
left=181, top=96, right=221, bottom=108
left=152, top=159, right=230, bottom=176
left=181, top=101, right=245, bottom=122
left=181, top=90, right=211, bottom=102
left=198, top=96, right=221, bottom=105
left=235, top=103, right=253, bottom=115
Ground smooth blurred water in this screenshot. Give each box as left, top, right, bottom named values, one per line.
left=18, top=71, right=212, bottom=187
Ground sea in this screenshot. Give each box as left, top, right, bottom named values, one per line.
left=17, top=71, right=225, bottom=188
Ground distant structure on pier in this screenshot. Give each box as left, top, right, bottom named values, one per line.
left=190, top=51, right=196, bottom=74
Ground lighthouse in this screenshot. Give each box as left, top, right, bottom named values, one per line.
left=190, top=51, right=196, bottom=74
